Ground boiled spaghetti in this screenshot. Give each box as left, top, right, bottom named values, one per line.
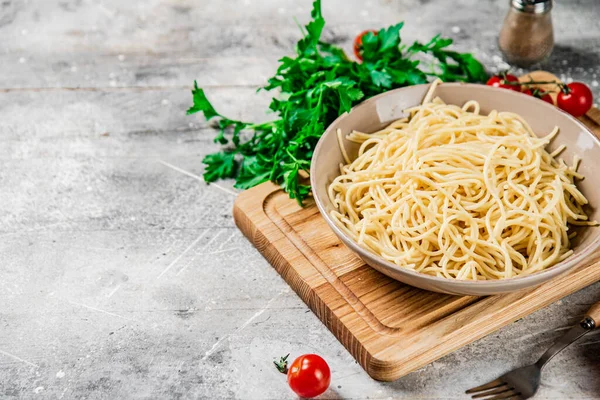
left=328, top=81, right=595, bottom=280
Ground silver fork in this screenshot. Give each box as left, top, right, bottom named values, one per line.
left=466, top=300, right=600, bottom=400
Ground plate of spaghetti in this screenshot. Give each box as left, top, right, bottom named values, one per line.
left=311, top=80, right=600, bottom=295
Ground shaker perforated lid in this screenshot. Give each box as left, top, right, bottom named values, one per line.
left=511, top=0, right=553, bottom=13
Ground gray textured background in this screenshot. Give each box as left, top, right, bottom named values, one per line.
left=1, top=0, right=600, bottom=399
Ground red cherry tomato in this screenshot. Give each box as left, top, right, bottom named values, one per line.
left=557, top=82, right=594, bottom=117
left=486, top=74, right=521, bottom=92
left=522, top=88, right=555, bottom=105
left=287, top=354, right=331, bottom=398
left=353, top=30, right=377, bottom=61
left=537, top=91, right=554, bottom=105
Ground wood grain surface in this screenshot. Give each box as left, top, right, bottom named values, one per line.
left=234, top=72, right=600, bottom=381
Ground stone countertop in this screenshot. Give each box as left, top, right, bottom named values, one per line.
left=2, top=0, right=600, bottom=399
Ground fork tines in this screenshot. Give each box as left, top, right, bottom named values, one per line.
left=466, top=379, right=523, bottom=400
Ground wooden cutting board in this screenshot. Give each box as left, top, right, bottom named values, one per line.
left=233, top=71, right=600, bottom=382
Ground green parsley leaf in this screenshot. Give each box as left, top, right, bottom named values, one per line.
left=187, top=82, right=219, bottom=119
left=378, top=22, right=404, bottom=53
left=202, top=152, right=237, bottom=182
left=297, top=0, right=325, bottom=56
left=370, top=70, right=393, bottom=88
left=234, top=156, right=271, bottom=189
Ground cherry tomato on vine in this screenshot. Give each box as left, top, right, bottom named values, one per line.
left=287, top=354, right=331, bottom=398
left=522, top=88, right=554, bottom=105
left=353, top=30, right=378, bottom=61
left=557, top=82, right=593, bottom=117
left=486, top=73, right=521, bottom=92
left=537, top=90, right=554, bottom=105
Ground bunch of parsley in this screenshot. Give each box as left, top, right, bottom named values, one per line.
left=187, top=0, right=487, bottom=205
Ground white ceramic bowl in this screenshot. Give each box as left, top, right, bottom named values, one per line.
left=310, top=83, right=600, bottom=295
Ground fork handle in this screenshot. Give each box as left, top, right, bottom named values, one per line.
left=535, top=300, right=600, bottom=369
left=585, top=301, right=600, bottom=326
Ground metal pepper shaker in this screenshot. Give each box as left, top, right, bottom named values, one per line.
left=498, top=0, right=554, bottom=67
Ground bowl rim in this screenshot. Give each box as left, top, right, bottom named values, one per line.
left=310, top=81, right=600, bottom=288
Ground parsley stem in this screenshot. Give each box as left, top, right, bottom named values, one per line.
left=247, top=120, right=277, bottom=130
